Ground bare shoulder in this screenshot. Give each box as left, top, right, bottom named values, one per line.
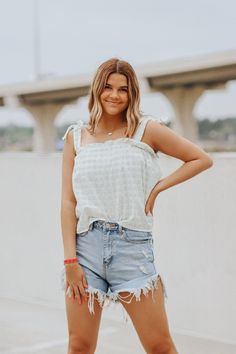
left=63, top=129, right=76, bottom=156
left=141, top=119, right=164, bottom=153
left=144, top=119, right=213, bottom=164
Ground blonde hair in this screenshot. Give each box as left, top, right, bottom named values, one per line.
left=87, top=58, right=143, bottom=138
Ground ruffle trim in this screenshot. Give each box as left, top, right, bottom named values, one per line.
left=76, top=137, right=159, bottom=158
left=61, top=118, right=164, bottom=157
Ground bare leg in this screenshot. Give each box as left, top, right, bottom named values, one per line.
left=119, top=276, right=179, bottom=354
left=65, top=293, right=103, bottom=354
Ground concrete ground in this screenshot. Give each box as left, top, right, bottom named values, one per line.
left=0, top=297, right=235, bottom=354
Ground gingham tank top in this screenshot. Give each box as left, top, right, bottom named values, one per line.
left=62, top=114, right=164, bottom=234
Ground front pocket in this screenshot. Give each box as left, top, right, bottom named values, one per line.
left=77, top=230, right=89, bottom=237
left=121, top=228, right=153, bottom=244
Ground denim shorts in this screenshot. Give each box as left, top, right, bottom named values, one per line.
left=61, top=220, right=168, bottom=319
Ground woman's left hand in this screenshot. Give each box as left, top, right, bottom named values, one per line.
left=144, top=181, right=162, bottom=216
left=144, top=191, right=158, bottom=216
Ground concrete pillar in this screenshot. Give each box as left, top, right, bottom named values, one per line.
left=23, top=103, right=64, bottom=153
left=161, top=86, right=205, bottom=142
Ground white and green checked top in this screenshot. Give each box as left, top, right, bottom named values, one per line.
left=62, top=114, right=165, bottom=234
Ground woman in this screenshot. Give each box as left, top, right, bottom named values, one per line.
left=60, top=58, right=213, bottom=354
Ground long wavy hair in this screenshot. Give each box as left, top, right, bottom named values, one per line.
left=87, top=58, right=144, bottom=138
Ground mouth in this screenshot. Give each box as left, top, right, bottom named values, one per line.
left=106, top=101, right=120, bottom=104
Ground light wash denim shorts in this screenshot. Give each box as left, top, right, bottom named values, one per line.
left=61, top=220, right=168, bottom=319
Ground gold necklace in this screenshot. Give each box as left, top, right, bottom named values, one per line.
left=94, top=124, right=127, bottom=136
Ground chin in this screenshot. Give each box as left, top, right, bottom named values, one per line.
left=104, top=109, right=124, bottom=115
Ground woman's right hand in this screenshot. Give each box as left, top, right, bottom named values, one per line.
left=65, top=263, right=89, bottom=304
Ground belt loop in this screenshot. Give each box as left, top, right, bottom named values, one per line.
left=118, top=223, right=122, bottom=234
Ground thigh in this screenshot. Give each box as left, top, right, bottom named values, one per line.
left=65, top=293, right=103, bottom=351
left=120, top=276, right=173, bottom=352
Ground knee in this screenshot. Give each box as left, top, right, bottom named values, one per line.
left=68, top=336, right=96, bottom=354
left=148, top=337, right=174, bottom=354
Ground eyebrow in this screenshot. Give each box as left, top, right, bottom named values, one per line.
left=106, top=83, right=128, bottom=88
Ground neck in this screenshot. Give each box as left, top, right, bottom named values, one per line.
left=99, top=113, right=126, bottom=131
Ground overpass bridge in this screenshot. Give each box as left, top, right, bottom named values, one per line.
left=0, top=49, right=236, bottom=152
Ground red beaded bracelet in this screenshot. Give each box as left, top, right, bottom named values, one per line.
left=64, top=258, right=78, bottom=265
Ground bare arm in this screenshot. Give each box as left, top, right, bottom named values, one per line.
left=60, top=128, right=89, bottom=303
left=149, top=120, right=214, bottom=194
left=60, top=129, right=77, bottom=259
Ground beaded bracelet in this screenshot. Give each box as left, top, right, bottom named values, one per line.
left=64, top=257, right=78, bottom=265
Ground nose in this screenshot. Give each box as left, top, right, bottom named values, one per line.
left=109, top=89, right=119, bottom=99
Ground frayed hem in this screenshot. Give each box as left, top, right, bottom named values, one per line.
left=60, top=268, right=168, bottom=320
left=85, top=287, right=108, bottom=315
left=108, top=274, right=168, bottom=324
left=85, top=274, right=168, bottom=322
left=109, top=274, right=168, bottom=306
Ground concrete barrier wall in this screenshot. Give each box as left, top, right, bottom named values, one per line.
left=0, top=151, right=235, bottom=344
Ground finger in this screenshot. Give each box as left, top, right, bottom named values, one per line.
left=78, top=282, right=87, bottom=300
left=65, top=281, right=70, bottom=292
left=145, top=207, right=151, bottom=216
left=66, top=285, right=72, bottom=298
left=73, top=285, right=81, bottom=304
left=83, top=276, right=88, bottom=288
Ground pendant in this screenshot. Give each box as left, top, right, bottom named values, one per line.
left=108, top=132, right=113, bottom=135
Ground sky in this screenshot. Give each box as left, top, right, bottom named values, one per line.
left=0, top=0, right=236, bottom=126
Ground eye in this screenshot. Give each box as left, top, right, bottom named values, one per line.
left=121, top=88, right=128, bottom=92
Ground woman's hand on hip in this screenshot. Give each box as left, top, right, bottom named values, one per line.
left=144, top=186, right=161, bottom=216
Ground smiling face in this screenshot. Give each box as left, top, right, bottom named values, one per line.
left=100, top=73, right=129, bottom=117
